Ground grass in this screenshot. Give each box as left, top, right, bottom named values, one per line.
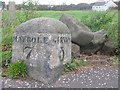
left=35, top=10, right=91, bottom=19
left=3, top=10, right=117, bottom=22
left=3, top=10, right=89, bottom=18
left=7, top=60, right=27, bottom=79
left=64, top=58, right=87, bottom=73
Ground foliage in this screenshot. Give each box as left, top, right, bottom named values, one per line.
left=18, top=0, right=40, bottom=23
left=81, top=11, right=118, bottom=48
left=65, top=59, right=77, bottom=72
left=64, top=59, right=87, bottom=72
left=7, top=60, right=27, bottom=79
left=110, top=56, right=119, bottom=63
left=81, top=11, right=115, bottom=32
left=78, top=59, right=87, bottom=66
left=1, top=51, right=11, bottom=67
left=1, top=24, right=14, bottom=67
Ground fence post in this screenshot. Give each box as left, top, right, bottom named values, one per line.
left=9, top=1, right=16, bottom=24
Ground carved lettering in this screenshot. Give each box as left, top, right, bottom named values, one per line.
left=23, top=45, right=34, bottom=59
left=59, top=47, right=64, bottom=61
left=27, top=37, right=32, bottom=42
left=13, top=36, right=18, bottom=42
left=31, top=37, right=36, bottom=43
left=13, top=34, right=70, bottom=44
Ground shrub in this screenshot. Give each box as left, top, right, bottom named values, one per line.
left=81, top=11, right=115, bottom=32
left=7, top=60, right=27, bottom=79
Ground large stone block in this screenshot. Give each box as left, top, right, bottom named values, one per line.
left=12, top=18, right=71, bottom=84
left=59, top=14, right=94, bottom=46
left=60, top=14, right=108, bottom=54
left=71, top=43, right=80, bottom=58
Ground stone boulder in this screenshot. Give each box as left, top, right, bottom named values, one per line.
left=80, top=29, right=107, bottom=53
left=15, top=18, right=70, bottom=34
left=59, top=14, right=94, bottom=46
left=71, top=43, right=80, bottom=59
left=12, top=17, right=71, bottom=84
left=59, top=14, right=108, bottom=53
left=99, top=39, right=116, bottom=55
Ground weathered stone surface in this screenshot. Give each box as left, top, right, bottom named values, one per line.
left=80, top=42, right=104, bottom=54
left=100, top=40, right=116, bottom=55
left=80, top=29, right=107, bottom=53
left=60, top=14, right=107, bottom=53
left=12, top=18, right=71, bottom=84
left=71, top=43, right=80, bottom=58
left=92, top=29, right=107, bottom=44
left=59, top=14, right=94, bottom=46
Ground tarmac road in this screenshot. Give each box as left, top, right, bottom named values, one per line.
left=1, top=66, right=118, bottom=89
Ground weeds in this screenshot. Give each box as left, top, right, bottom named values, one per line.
left=64, top=59, right=87, bottom=73
left=18, top=0, right=40, bottom=23
left=110, top=56, right=119, bottom=63
left=1, top=51, right=11, bottom=67
left=81, top=11, right=116, bottom=32
left=7, top=60, right=27, bottom=79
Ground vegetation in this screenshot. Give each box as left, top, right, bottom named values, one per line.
left=7, top=60, right=27, bottom=79
left=64, top=59, right=87, bottom=72
left=18, top=0, right=40, bottom=22
left=110, top=56, right=119, bottom=63
left=1, top=51, right=11, bottom=67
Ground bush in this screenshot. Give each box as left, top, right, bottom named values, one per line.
left=7, top=60, right=27, bottom=79
left=81, top=11, right=115, bottom=32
